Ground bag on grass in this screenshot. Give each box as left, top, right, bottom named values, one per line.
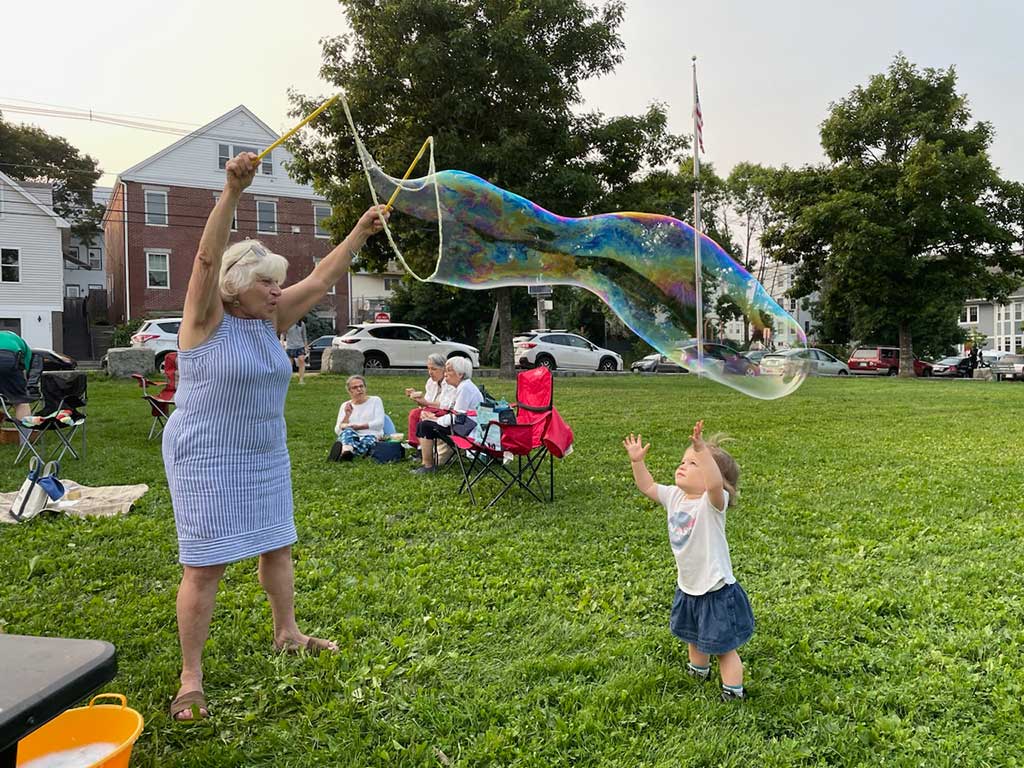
left=369, top=441, right=405, bottom=464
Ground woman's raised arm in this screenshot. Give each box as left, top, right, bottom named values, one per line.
left=179, top=153, right=257, bottom=350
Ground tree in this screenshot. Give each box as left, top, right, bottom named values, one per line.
left=287, top=0, right=687, bottom=374
left=0, top=113, right=104, bottom=242
left=763, top=54, right=1024, bottom=375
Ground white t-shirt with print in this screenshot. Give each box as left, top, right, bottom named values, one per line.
left=656, top=485, right=735, bottom=596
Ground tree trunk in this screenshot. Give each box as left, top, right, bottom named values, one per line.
left=898, top=320, right=914, bottom=378
left=497, top=287, right=515, bottom=378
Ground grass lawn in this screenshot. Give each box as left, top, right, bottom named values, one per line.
left=2, top=373, right=1023, bottom=767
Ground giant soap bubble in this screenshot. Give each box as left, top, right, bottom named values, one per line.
left=340, top=98, right=807, bottom=399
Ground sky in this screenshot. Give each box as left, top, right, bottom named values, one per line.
left=2, top=0, right=1022, bottom=190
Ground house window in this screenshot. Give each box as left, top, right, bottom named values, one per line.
left=88, top=248, right=102, bottom=271
left=256, top=200, right=277, bottom=234
left=314, top=204, right=332, bottom=238
left=67, top=244, right=80, bottom=270
left=146, top=250, right=170, bottom=289
left=1015, top=303, right=1023, bottom=322
left=313, top=257, right=335, bottom=295
left=0, top=318, right=21, bottom=334
left=960, top=305, right=979, bottom=324
left=218, top=143, right=272, bottom=175
left=144, top=190, right=168, bottom=226
left=383, top=277, right=401, bottom=292
left=1, top=248, right=19, bottom=283
left=65, top=285, right=81, bottom=298
left=213, top=194, right=237, bottom=230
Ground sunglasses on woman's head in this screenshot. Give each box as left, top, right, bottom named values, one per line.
left=224, top=241, right=269, bottom=273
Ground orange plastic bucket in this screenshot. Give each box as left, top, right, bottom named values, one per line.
left=16, top=694, right=144, bottom=768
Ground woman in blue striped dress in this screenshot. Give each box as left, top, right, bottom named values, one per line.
left=164, top=152, right=387, bottom=721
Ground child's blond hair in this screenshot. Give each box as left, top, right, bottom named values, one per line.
left=704, top=433, right=740, bottom=506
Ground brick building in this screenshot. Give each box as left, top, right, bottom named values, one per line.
left=103, top=105, right=348, bottom=327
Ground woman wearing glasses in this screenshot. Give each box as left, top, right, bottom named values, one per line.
left=329, top=374, right=385, bottom=460
left=163, top=152, right=387, bottom=721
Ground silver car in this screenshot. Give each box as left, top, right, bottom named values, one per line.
left=760, top=348, right=850, bottom=377
left=991, top=354, right=1024, bottom=381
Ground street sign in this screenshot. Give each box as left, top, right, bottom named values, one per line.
left=374, top=312, right=391, bottom=322
left=527, top=285, right=553, bottom=296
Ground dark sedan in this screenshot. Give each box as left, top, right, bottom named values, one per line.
left=631, top=353, right=688, bottom=374
left=305, top=335, right=334, bottom=371
left=930, top=355, right=973, bottom=378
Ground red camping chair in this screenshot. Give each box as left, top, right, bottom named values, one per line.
left=451, top=367, right=573, bottom=508
left=132, top=351, right=177, bottom=439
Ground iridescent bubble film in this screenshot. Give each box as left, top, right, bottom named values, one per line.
left=341, top=98, right=807, bottom=399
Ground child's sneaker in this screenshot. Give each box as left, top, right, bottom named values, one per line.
left=720, top=685, right=745, bottom=702
left=686, top=663, right=710, bottom=682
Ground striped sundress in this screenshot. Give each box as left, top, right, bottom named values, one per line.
left=163, top=313, right=296, bottom=566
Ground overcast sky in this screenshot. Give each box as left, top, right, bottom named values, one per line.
left=2, top=0, right=1022, bottom=190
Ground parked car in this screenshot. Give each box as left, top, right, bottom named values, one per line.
left=514, top=330, right=622, bottom=371
left=679, top=342, right=759, bottom=377
left=979, top=349, right=1010, bottom=367
left=630, top=353, right=688, bottom=374
left=847, top=346, right=932, bottom=377
left=930, top=355, right=973, bottom=378
left=760, top=348, right=850, bottom=377
left=743, top=349, right=768, bottom=365
left=32, top=349, right=77, bottom=371
left=130, top=317, right=181, bottom=370
left=332, top=323, right=479, bottom=369
left=991, top=354, right=1024, bottom=381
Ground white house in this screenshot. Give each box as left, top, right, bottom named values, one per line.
left=0, top=172, right=69, bottom=349
left=64, top=186, right=113, bottom=298
left=349, top=259, right=404, bottom=323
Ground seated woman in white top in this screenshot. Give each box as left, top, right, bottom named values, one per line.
left=330, top=375, right=385, bottom=461
left=405, top=352, right=454, bottom=453
left=413, top=356, right=483, bottom=474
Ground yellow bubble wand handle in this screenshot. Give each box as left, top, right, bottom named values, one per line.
left=385, top=137, right=433, bottom=210
left=256, top=94, right=340, bottom=162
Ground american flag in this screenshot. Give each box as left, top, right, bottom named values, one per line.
left=693, top=82, right=705, bottom=154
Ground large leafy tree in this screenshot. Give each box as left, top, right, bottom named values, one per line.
left=763, top=55, right=1024, bottom=374
left=0, top=113, right=104, bottom=242
left=287, top=0, right=686, bottom=373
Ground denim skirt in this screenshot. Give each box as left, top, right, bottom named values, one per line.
left=670, top=581, right=755, bottom=655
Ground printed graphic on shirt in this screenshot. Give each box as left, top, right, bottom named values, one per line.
left=668, top=506, right=698, bottom=552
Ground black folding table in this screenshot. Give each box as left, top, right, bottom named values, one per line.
left=0, top=634, right=116, bottom=768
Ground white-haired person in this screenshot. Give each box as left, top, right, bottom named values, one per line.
left=329, top=374, right=385, bottom=461
left=162, top=151, right=388, bottom=722
left=404, top=352, right=452, bottom=459
left=413, top=356, right=482, bottom=474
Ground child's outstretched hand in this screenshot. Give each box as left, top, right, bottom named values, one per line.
left=690, top=420, right=706, bottom=452
left=623, top=433, right=650, bottom=463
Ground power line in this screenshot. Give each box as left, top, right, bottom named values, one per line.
left=1, top=97, right=202, bottom=128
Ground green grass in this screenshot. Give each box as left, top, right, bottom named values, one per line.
left=2, top=374, right=1024, bottom=767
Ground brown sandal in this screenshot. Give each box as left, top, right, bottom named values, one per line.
left=274, top=636, right=338, bottom=655
left=170, top=690, right=209, bottom=721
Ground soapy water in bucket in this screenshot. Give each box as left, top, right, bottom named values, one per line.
left=20, top=742, right=118, bottom=768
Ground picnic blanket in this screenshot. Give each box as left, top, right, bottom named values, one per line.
left=2, top=480, right=149, bottom=524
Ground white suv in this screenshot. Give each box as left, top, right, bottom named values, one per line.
left=131, top=317, right=180, bottom=369
left=514, top=330, right=622, bottom=371
left=333, top=323, right=480, bottom=369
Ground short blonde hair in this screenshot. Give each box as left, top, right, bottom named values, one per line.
left=219, top=240, right=288, bottom=302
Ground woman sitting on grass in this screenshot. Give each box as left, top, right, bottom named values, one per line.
left=330, top=375, right=385, bottom=461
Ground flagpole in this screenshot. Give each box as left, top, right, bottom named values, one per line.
left=692, top=55, right=704, bottom=379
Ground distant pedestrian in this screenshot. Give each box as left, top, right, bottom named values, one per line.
left=623, top=420, right=754, bottom=702
left=282, top=320, right=309, bottom=384
left=969, top=346, right=978, bottom=375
